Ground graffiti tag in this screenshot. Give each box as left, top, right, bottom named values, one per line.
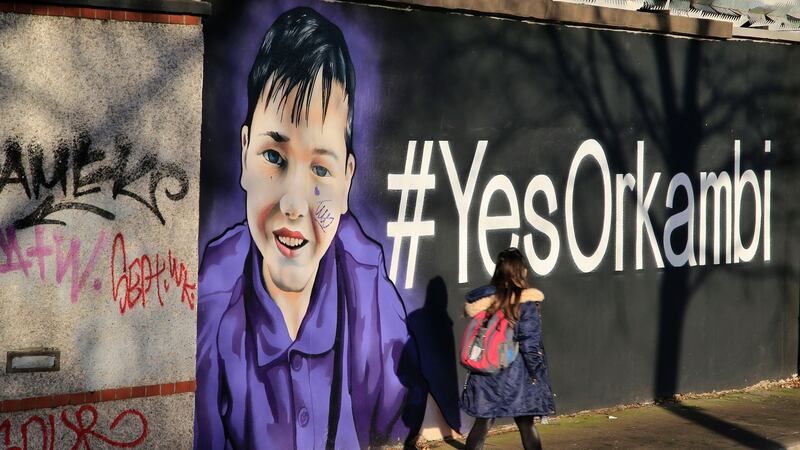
left=0, top=226, right=107, bottom=303
left=0, top=405, right=148, bottom=450
left=314, top=201, right=335, bottom=231
left=111, top=232, right=196, bottom=314
left=0, top=131, right=189, bottom=229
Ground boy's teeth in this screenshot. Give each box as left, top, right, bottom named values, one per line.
left=278, top=236, right=303, bottom=247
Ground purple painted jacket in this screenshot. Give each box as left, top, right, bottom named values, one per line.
left=195, top=214, right=423, bottom=450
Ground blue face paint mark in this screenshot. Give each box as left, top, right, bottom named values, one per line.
left=314, top=186, right=320, bottom=196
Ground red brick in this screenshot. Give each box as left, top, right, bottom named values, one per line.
left=161, top=383, right=175, bottom=395
left=167, top=14, right=182, bottom=24
left=184, top=15, right=200, bottom=26
left=68, top=392, right=87, bottom=405
left=14, top=3, right=33, bottom=14
left=114, top=387, right=132, bottom=400
left=0, top=3, right=13, bottom=13
left=144, top=384, right=160, bottom=397
left=48, top=6, right=66, bottom=16
left=4, top=399, right=23, bottom=412
left=140, top=12, right=157, bottom=22
left=100, top=389, right=116, bottom=402
left=19, top=398, right=37, bottom=410
left=86, top=391, right=102, bottom=403
left=31, top=396, right=53, bottom=409
left=63, top=6, right=80, bottom=17
left=80, top=7, right=95, bottom=19
left=52, top=394, right=71, bottom=408
left=32, top=5, right=47, bottom=15
left=131, top=386, right=146, bottom=398
left=175, top=380, right=195, bottom=394
left=125, top=11, right=142, bottom=21
left=111, top=10, right=125, bottom=21
left=95, top=9, right=110, bottom=20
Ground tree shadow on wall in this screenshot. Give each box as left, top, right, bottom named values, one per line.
left=406, top=276, right=462, bottom=434
left=539, top=15, right=800, bottom=448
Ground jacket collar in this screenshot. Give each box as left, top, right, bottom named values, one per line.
left=464, top=288, right=545, bottom=318
left=244, top=240, right=338, bottom=367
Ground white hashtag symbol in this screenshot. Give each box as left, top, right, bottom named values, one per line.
left=387, top=140, right=436, bottom=289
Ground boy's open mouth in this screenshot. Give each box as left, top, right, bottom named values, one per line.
left=273, top=228, right=309, bottom=256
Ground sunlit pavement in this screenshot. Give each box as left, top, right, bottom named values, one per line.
left=427, top=381, right=800, bottom=449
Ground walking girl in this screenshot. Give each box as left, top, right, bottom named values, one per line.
left=460, top=247, right=555, bottom=450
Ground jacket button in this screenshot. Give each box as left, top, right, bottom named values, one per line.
left=298, top=407, right=309, bottom=427
left=291, top=353, right=303, bottom=371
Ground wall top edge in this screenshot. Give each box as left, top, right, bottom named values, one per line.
left=365, top=0, right=738, bottom=40
left=1, top=0, right=211, bottom=16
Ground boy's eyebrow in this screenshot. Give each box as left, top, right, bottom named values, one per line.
left=313, top=148, right=339, bottom=161
left=259, top=131, right=289, bottom=142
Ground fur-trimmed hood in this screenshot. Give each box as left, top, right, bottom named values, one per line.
left=464, top=286, right=545, bottom=318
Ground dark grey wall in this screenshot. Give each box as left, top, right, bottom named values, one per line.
left=201, top=0, right=800, bottom=434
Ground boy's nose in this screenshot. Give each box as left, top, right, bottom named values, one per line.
left=279, top=189, right=309, bottom=220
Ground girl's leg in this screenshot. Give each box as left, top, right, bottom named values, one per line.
left=514, top=416, right=542, bottom=450
left=465, top=418, right=492, bottom=450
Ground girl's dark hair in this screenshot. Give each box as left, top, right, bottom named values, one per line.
left=487, top=247, right=529, bottom=323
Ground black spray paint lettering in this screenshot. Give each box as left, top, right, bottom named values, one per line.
left=0, top=131, right=190, bottom=228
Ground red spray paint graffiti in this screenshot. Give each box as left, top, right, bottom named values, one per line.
left=0, top=226, right=107, bottom=303
left=111, top=233, right=196, bottom=314
left=0, top=405, right=148, bottom=450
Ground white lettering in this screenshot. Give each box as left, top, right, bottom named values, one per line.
left=523, top=175, right=560, bottom=276
left=615, top=173, right=635, bottom=271
left=635, top=141, right=664, bottom=270
left=565, top=139, right=612, bottom=273
left=663, top=173, right=697, bottom=267
left=440, top=140, right=487, bottom=283
left=699, top=171, right=732, bottom=265
left=478, top=175, right=521, bottom=275
left=733, top=140, right=762, bottom=263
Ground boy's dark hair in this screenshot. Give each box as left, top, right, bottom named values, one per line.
left=245, top=7, right=356, bottom=157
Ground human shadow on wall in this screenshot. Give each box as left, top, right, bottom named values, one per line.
left=406, top=276, right=462, bottom=433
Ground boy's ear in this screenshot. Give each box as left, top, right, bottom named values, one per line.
left=342, top=153, right=356, bottom=214
left=240, top=125, right=249, bottom=190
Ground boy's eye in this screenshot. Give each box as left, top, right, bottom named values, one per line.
left=312, top=165, right=330, bottom=177
left=262, top=150, right=286, bottom=167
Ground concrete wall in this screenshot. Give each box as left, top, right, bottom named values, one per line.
left=0, top=8, right=201, bottom=449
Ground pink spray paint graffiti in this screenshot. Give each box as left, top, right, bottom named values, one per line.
left=0, top=226, right=107, bottom=303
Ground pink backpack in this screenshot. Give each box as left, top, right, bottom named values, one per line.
left=460, top=309, right=518, bottom=374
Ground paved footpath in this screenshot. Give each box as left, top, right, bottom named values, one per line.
left=427, top=385, right=800, bottom=449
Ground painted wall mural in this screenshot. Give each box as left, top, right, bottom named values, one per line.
left=200, top=1, right=800, bottom=449
left=196, top=7, right=426, bottom=449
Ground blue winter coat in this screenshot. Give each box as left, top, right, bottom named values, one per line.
left=459, top=285, right=556, bottom=418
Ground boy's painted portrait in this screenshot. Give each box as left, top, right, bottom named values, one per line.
left=195, top=7, right=425, bottom=449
